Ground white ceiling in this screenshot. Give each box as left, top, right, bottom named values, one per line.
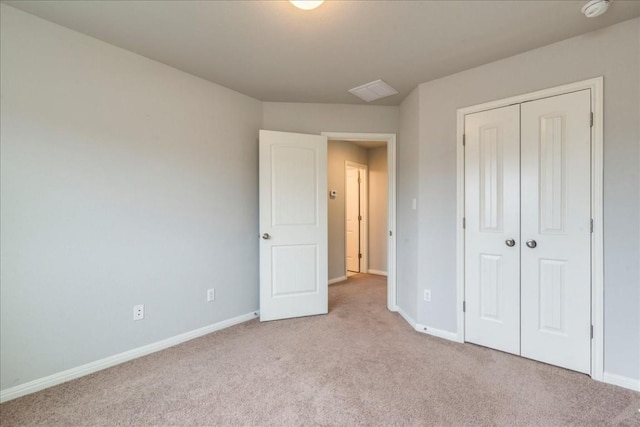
left=4, top=1, right=639, bottom=106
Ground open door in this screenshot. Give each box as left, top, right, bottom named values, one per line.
left=345, top=165, right=360, bottom=273
left=345, top=161, right=367, bottom=275
left=259, top=130, right=328, bottom=322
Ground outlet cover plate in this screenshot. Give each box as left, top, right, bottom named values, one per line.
left=133, top=304, right=144, bottom=320
left=424, top=290, right=431, bottom=302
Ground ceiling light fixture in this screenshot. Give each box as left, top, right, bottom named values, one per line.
left=289, top=1, right=325, bottom=11
left=349, top=79, right=399, bottom=102
left=581, top=0, right=611, bottom=18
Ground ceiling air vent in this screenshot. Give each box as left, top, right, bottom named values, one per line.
left=348, top=79, right=398, bottom=102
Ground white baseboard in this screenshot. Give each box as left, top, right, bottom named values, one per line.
left=603, top=372, right=640, bottom=392
left=328, top=276, right=347, bottom=285
left=367, top=269, right=387, bottom=276
left=396, top=306, right=416, bottom=329
left=415, top=323, right=461, bottom=343
left=0, top=311, right=259, bottom=403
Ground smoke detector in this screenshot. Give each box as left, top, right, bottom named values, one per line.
left=582, top=0, right=611, bottom=18
left=349, top=79, right=398, bottom=102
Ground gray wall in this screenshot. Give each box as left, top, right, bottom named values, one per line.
left=396, top=88, right=420, bottom=323
left=413, top=17, right=640, bottom=380
left=367, top=147, right=388, bottom=273
left=0, top=6, right=262, bottom=391
left=262, top=102, right=399, bottom=135
left=327, top=141, right=368, bottom=281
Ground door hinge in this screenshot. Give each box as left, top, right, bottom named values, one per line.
left=463, top=217, right=466, bottom=229
left=358, top=253, right=362, bottom=259
left=590, top=219, right=594, bottom=233
left=463, top=301, right=466, bottom=313
left=358, top=215, right=362, bottom=221
left=389, top=230, right=393, bottom=237
left=590, top=112, right=594, bottom=128
left=590, top=324, right=594, bottom=339
left=462, top=134, right=466, bottom=146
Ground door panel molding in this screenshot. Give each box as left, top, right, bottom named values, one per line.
left=456, top=77, right=604, bottom=381
left=464, top=105, right=521, bottom=355
left=520, top=91, right=592, bottom=374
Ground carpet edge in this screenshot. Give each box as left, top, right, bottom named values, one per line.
left=0, top=310, right=260, bottom=403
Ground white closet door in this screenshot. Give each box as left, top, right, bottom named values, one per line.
left=464, top=105, right=521, bottom=355
left=520, top=90, right=592, bottom=373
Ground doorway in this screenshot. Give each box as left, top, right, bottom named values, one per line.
left=258, top=130, right=396, bottom=321
left=345, top=161, right=367, bottom=276
left=322, top=132, right=397, bottom=312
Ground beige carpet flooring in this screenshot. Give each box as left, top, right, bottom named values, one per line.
left=1, top=273, right=639, bottom=426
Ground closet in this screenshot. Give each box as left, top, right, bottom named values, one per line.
left=464, top=89, right=592, bottom=374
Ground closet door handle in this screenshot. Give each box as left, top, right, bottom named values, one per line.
left=505, top=239, right=516, bottom=247
left=526, top=239, right=537, bottom=249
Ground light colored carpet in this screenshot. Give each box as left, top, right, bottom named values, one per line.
left=1, top=273, right=638, bottom=426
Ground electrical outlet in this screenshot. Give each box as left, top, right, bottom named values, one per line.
left=207, top=288, right=215, bottom=302
left=423, top=290, right=431, bottom=302
left=133, top=304, right=144, bottom=320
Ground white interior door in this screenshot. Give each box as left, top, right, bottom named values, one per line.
left=259, top=130, right=328, bottom=322
left=464, top=105, right=521, bottom=355
left=520, top=90, right=592, bottom=373
left=345, top=166, right=360, bottom=273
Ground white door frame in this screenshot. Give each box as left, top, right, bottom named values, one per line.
left=455, top=77, right=604, bottom=381
left=322, top=132, right=397, bottom=312
left=345, top=161, right=368, bottom=275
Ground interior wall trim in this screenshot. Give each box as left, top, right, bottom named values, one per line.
left=602, top=372, right=640, bottom=392
left=0, top=311, right=259, bottom=403
left=397, top=306, right=417, bottom=329
left=328, top=276, right=348, bottom=285
left=367, top=269, right=388, bottom=276
left=415, top=323, right=461, bottom=343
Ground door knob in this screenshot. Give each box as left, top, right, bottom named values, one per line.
left=505, top=239, right=516, bottom=247
left=526, top=239, right=537, bottom=248
left=262, top=233, right=271, bottom=240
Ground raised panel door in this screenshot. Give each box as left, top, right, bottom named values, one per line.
left=464, top=105, right=521, bottom=355
left=520, top=90, right=591, bottom=373
left=259, top=130, right=328, bottom=322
